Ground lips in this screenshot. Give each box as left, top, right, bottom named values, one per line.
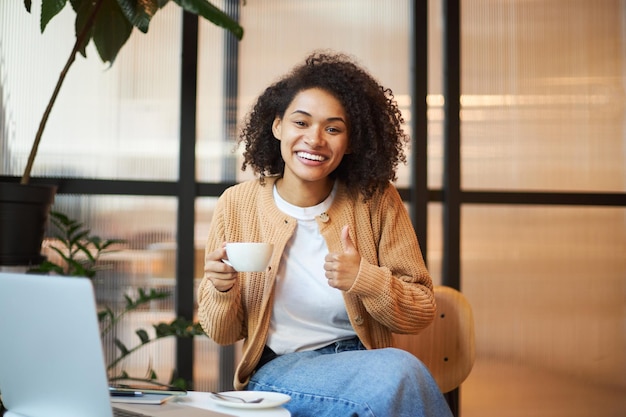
left=296, top=151, right=327, bottom=162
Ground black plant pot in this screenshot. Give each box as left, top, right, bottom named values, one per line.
left=0, top=182, right=57, bottom=266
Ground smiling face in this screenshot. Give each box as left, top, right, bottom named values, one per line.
left=272, top=88, right=350, bottom=205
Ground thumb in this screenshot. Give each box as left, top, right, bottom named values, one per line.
left=341, top=225, right=356, bottom=253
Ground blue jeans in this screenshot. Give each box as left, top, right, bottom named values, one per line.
left=247, top=337, right=453, bottom=417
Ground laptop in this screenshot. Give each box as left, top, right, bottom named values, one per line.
left=0, top=272, right=233, bottom=417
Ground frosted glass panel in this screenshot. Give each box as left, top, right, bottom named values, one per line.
left=459, top=0, right=626, bottom=192
left=461, top=205, right=626, bottom=416
left=0, top=2, right=182, bottom=180
left=196, top=2, right=232, bottom=183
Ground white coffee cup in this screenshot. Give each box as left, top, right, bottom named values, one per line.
left=224, top=242, right=274, bottom=272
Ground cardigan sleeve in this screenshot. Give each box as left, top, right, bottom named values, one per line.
left=197, top=189, right=246, bottom=345
left=347, top=184, right=436, bottom=335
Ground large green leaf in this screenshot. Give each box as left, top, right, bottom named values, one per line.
left=173, top=0, right=243, bottom=40
left=93, top=0, right=133, bottom=64
left=41, top=0, right=68, bottom=32
left=116, top=0, right=159, bottom=33
left=28, top=0, right=242, bottom=65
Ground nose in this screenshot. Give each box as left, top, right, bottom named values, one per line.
left=304, top=126, right=324, bottom=147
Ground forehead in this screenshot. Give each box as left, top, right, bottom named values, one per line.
left=287, top=88, right=346, bottom=115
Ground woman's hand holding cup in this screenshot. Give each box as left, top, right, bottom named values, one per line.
left=205, top=242, right=273, bottom=292
left=205, top=244, right=238, bottom=292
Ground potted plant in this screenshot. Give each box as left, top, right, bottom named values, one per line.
left=0, top=0, right=243, bottom=266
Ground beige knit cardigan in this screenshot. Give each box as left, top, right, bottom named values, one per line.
left=197, top=176, right=435, bottom=390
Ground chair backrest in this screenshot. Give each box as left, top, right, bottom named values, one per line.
left=393, top=285, right=475, bottom=393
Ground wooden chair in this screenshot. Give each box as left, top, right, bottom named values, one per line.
left=393, top=285, right=475, bottom=393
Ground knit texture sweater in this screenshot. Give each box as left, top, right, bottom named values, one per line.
left=197, top=176, right=435, bottom=390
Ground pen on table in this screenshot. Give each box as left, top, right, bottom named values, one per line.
left=109, top=389, right=144, bottom=397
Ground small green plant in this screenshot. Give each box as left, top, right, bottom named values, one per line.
left=29, top=211, right=125, bottom=278
left=28, top=210, right=204, bottom=389
left=101, top=290, right=206, bottom=388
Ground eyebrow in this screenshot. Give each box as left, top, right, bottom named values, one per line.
left=290, top=110, right=347, bottom=124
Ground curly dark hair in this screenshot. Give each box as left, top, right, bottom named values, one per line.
left=239, top=51, right=409, bottom=200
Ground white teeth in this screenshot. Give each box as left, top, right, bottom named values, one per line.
left=297, top=151, right=326, bottom=161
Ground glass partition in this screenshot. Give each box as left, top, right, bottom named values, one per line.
left=426, top=0, right=626, bottom=193
left=455, top=1, right=626, bottom=415
left=460, top=205, right=626, bottom=416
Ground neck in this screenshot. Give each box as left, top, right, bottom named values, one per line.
left=276, top=177, right=334, bottom=207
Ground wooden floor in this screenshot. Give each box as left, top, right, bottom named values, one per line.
left=460, top=359, right=626, bottom=417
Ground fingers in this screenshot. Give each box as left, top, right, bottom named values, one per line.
left=207, top=267, right=238, bottom=292
left=206, top=244, right=228, bottom=262
left=324, top=264, right=347, bottom=290
left=324, top=225, right=360, bottom=290
left=340, top=225, right=356, bottom=253
left=324, top=268, right=334, bottom=288
left=210, top=273, right=237, bottom=292
left=205, top=244, right=238, bottom=292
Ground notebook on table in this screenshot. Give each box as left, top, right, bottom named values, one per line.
left=0, top=272, right=233, bottom=417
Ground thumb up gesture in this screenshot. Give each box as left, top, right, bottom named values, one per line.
left=324, top=225, right=361, bottom=290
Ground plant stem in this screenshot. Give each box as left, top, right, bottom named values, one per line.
left=107, top=339, right=159, bottom=371
left=21, top=0, right=106, bottom=185
left=100, top=305, right=133, bottom=338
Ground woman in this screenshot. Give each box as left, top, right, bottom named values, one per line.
left=198, top=51, right=452, bottom=417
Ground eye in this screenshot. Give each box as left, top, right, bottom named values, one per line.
left=326, top=126, right=343, bottom=134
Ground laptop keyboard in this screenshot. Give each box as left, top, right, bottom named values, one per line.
left=112, top=406, right=151, bottom=417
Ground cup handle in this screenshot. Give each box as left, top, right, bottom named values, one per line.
left=221, top=259, right=233, bottom=267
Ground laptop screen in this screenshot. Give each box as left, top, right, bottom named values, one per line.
left=0, top=272, right=114, bottom=417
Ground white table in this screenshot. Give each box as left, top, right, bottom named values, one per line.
left=176, top=391, right=291, bottom=417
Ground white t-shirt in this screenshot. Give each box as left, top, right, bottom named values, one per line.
left=267, top=183, right=356, bottom=354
